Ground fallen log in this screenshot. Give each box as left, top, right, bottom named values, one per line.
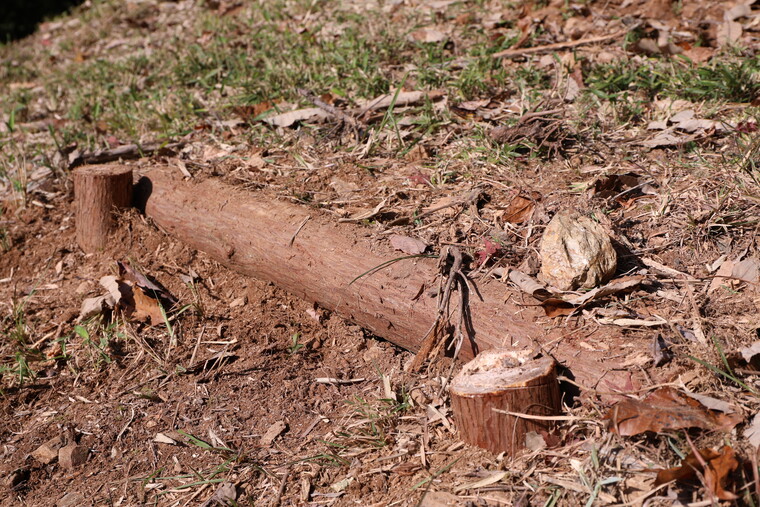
left=136, top=167, right=635, bottom=392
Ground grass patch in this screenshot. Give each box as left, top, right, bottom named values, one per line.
left=586, top=55, right=760, bottom=104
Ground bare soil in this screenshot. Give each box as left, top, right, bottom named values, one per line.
left=2, top=0, right=760, bottom=505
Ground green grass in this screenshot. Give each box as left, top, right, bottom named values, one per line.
left=586, top=55, right=760, bottom=104
left=0, top=297, right=38, bottom=386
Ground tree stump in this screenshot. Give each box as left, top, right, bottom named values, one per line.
left=450, top=351, right=561, bottom=455
left=74, top=164, right=133, bottom=253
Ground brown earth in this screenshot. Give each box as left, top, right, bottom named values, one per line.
left=2, top=0, right=760, bottom=505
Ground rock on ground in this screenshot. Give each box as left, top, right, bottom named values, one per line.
left=539, top=211, right=617, bottom=290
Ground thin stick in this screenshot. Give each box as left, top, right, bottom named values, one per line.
left=72, top=141, right=185, bottom=168
left=297, top=88, right=365, bottom=136
left=116, top=407, right=136, bottom=440
left=492, top=29, right=629, bottom=59
left=685, top=281, right=707, bottom=344
left=492, top=408, right=589, bottom=422
left=288, top=216, right=311, bottom=247
left=189, top=326, right=205, bottom=367
left=272, top=466, right=292, bottom=507
left=684, top=433, right=716, bottom=505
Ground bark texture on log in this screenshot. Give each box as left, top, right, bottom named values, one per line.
left=74, top=164, right=133, bottom=253
left=137, top=167, right=628, bottom=390
left=450, top=351, right=560, bottom=455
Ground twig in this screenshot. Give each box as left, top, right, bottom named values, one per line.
left=297, top=88, right=365, bottom=137
left=684, top=433, right=716, bottom=506
left=685, top=281, right=707, bottom=344
left=516, top=108, right=563, bottom=124
left=71, top=141, right=186, bottom=168
left=189, top=326, right=205, bottom=367
left=272, top=466, right=292, bottom=507
left=172, top=400, right=182, bottom=430
left=492, top=29, right=629, bottom=59
left=116, top=406, right=136, bottom=440
left=492, top=408, right=589, bottom=422
left=401, top=187, right=483, bottom=225
left=182, top=482, right=211, bottom=507
left=288, top=216, right=311, bottom=247
left=408, top=246, right=472, bottom=371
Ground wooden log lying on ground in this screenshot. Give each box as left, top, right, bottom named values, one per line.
left=74, top=164, right=133, bottom=253
left=136, top=167, right=632, bottom=391
left=450, top=351, right=560, bottom=454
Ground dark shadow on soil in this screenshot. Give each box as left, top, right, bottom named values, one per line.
left=1, top=0, right=85, bottom=42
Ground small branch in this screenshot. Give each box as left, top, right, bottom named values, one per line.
left=288, top=216, right=311, bottom=247
left=492, top=29, right=629, bottom=59
left=297, top=88, right=365, bottom=137
left=272, top=467, right=292, bottom=507
left=71, top=141, right=186, bottom=168
left=408, top=246, right=466, bottom=371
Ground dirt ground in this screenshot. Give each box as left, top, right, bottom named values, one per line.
left=3, top=0, right=760, bottom=505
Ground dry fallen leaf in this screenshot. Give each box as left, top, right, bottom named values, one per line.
left=233, top=101, right=276, bottom=122
left=538, top=276, right=644, bottom=316
left=682, top=46, right=714, bottom=64
left=740, top=341, right=760, bottom=364
left=263, top=107, right=329, bottom=128
left=132, top=285, right=166, bottom=326
left=508, top=269, right=553, bottom=301
left=98, top=265, right=175, bottom=326
left=357, top=90, right=445, bottom=113
left=732, top=257, right=760, bottom=283
left=99, top=275, right=126, bottom=304
left=717, top=20, right=742, bottom=47
left=605, top=387, right=742, bottom=436
left=389, top=234, right=427, bottom=255
left=564, top=276, right=645, bottom=307
left=408, top=27, right=448, bottom=43
left=78, top=294, right=114, bottom=322
left=591, top=173, right=646, bottom=199
left=745, top=413, right=760, bottom=448
left=203, top=482, right=237, bottom=507
left=260, top=421, right=288, bottom=446
left=709, top=259, right=735, bottom=293
left=655, top=446, right=739, bottom=501
left=119, top=261, right=176, bottom=304
left=502, top=191, right=540, bottom=223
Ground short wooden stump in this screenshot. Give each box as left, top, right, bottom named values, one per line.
left=74, top=164, right=133, bottom=253
left=450, top=351, right=561, bottom=455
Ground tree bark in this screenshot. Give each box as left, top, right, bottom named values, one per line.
left=74, top=164, right=133, bottom=253
left=136, top=167, right=633, bottom=392
left=450, top=351, right=560, bottom=455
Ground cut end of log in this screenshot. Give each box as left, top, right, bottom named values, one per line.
left=74, top=164, right=133, bottom=253
left=450, top=351, right=561, bottom=455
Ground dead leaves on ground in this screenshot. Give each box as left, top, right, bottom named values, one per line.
left=506, top=269, right=645, bottom=317
left=490, top=108, right=569, bottom=155
left=605, top=387, right=741, bottom=436
left=708, top=255, right=760, bottom=293
left=252, top=89, right=446, bottom=129
left=642, top=108, right=733, bottom=148
left=498, top=191, right=541, bottom=224
left=389, top=234, right=428, bottom=255
left=655, top=446, right=739, bottom=501
left=603, top=388, right=744, bottom=499
left=79, top=261, right=178, bottom=327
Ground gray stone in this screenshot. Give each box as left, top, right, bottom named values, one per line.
left=539, top=211, right=617, bottom=290
left=31, top=435, right=67, bottom=465
left=59, top=443, right=88, bottom=470
left=57, top=492, right=89, bottom=507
